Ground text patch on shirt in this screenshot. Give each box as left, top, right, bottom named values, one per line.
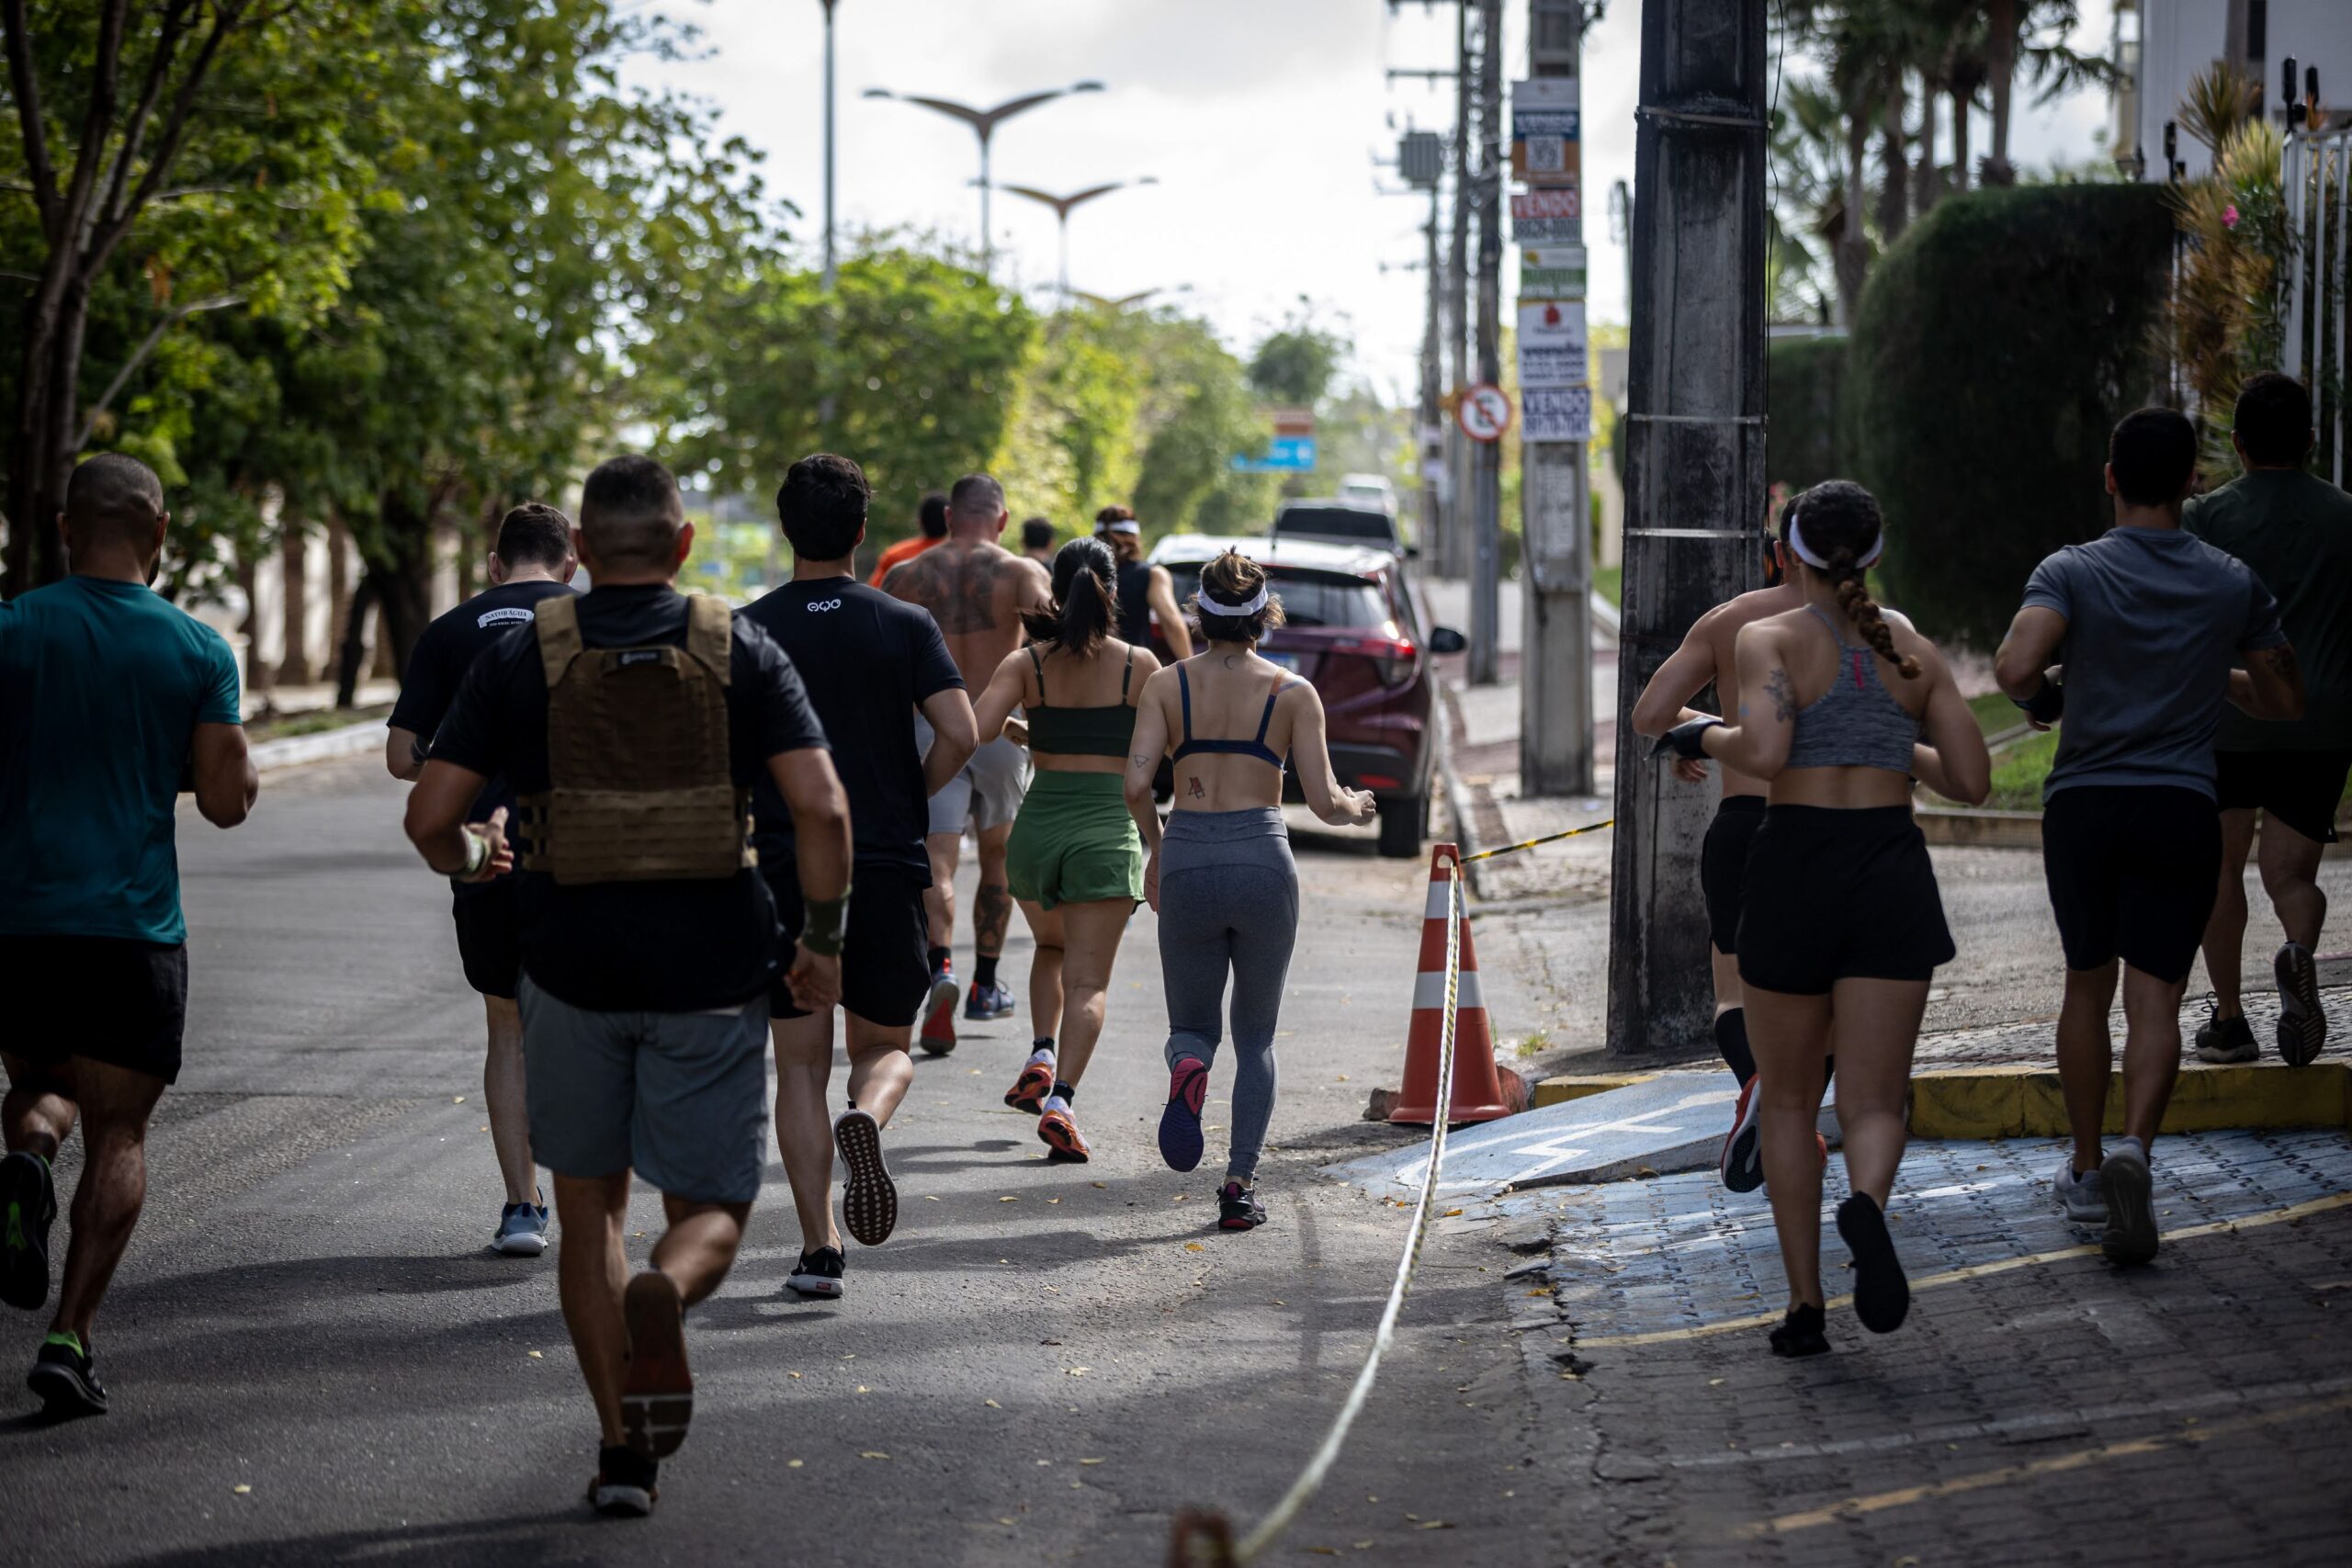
left=478, top=606, right=537, bottom=629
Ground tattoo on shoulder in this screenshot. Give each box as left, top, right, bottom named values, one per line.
left=2258, top=644, right=2301, bottom=683
left=1765, top=668, right=1796, bottom=723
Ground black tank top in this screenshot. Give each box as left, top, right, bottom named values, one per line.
left=1114, top=558, right=1152, bottom=646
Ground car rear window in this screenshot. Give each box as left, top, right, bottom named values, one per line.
left=1163, top=566, right=1388, bottom=630
left=1273, top=507, right=1396, bottom=545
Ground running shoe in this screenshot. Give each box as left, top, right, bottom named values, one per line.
left=919, top=970, right=958, bottom=1056
left=2193, top=1009, right=2258, bottom=1065
left=2274, top=941, right=2326, bottom=1066
left=1159, top=1058, right=1209, bottom=1173
left=834, top=1109, right=897, bottom=1247
left=1835, top=1193, right=1909, bottom=1334
left=2052, top=1160, right=2106, bottom=1224
left=788, top=1246, right=845, bottom=1299
left=1217, top=1181, right=1267, bottom=1231
left=964, top=980, right=1016, bottom=1022
left=620, top=1271, right=693, bottom=1460
left=1, top=1150, right=57, bottom=1311
left=1718, top=1079, right=1764, bottom=1193
left=1004, top=1056, right=1056, bottom=1115
left=1036, top=1105, right=1091, bottom=1163
left=1769, top=1303, right=1828, bottom=1358
left=494, top=1195, right=548, bottom=1258
left=588, top=1444, right=658, bottom=1517
left=2099, top=1138, right=2159, bottom=1266
left=27, top=1332, right=105, bottom=1416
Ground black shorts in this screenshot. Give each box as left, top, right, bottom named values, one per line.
left=451, top=879, right=523, bottom=1000
left=2041, top=785, right=2221, bottom=985
left=0, top=935, right=188, bottom=1084
left=765, top=863, right=931, bottom=1027
left=1736, top=806, right=1954, bottom=996
left=1700, top=795, right=1767, bottom=954
left=2214, top=749, right=2348, bottom=845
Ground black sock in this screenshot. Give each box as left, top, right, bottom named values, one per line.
left=1033, top=1036, right=1056, bottom=1054
left=1715, top=1009, right=1757, bottom=1087
left=1824, top=1054, right=1836, bottom=1090
left=973, top=954, right=1000, bottom=989
left=928, top=946, right=949, bottom=976
left=1051, top=1079, right=1077, bottom=1105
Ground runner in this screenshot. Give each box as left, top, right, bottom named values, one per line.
left=1656, top=480, right=1988, bottom=1354
left=1125, top=549, right=1375, bottom=1226
left=1, top=453, right=257, bottom=1416
left=866, top=490, right=947, bottom=587
left=1097, top=505, right=1193, bottom=660
left=882, top=474, right=1052, bottom=1054
left=2185, top=373, right=2350, bottom=1066
left=406, top=454, right=851, bottom=1516
left=742, top=454, right=977, bottom=1301
left=972, top=538, right=1159, bottom=1161
left=1995, top=409, right=2303, bottom=1267
left=386, top=502, right=578, bottom=1258
left=1020, top=516, right=1058, bottom=566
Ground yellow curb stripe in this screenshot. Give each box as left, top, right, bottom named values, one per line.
left=1577, top=1190, right=2352, bottom=1349
left=1736, top=1391, right=2352, bottom=1539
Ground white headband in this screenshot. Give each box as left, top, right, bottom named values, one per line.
left=1103, top=519, right=1140, bottom=536
left=1784, top=503, right=1883, bottom=571
left=1198, top=583, right=1270, bottom=616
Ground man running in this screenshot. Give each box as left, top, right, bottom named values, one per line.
left=742, top=454, right=977, bottom=1301
left=1020, top=516, right=1058, bottom=566
left=1, top=454, right=256, bottom=1416
left=1097, top=506, right=1193, bottom=660
left=387, top=502, right=578, bottom=1258
left=405, top=455, right=850, bottom=1516
left=2185, top=372, right=2350, bottom=1066
left=883, top=473, right=1051, bottom=1053
left=866, top=491, right=948, bottom=587
left=1995, top=408, right=2303, bottom=1266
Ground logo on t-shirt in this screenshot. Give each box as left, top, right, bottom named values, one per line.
left=806, top=598, right=844, bottom=613
left=478, top=606, right=537, bottom=629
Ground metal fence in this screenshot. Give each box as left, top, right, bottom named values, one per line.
left=2282, top=126, right=2349, bottom=485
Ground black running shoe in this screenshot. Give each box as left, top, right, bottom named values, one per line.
left=2275, top=941, right=2326, bottom=1066
left=1216, top=1181, right=1266, bottom=1231
left=834, top=1109, right=898, bottom=1247
left=1836, top=1192, right=1910, bottom=1334
left=619, top=1271, right=692, bottom=1460
left=1769, top=1303, right=1828, bottom=1358
left=2, top=1151, right=57, bottom=1312
left=28, top=1335, right=106, bottom=1416
left=587, top=1444, right=658, bottom=1517
left=788, top=1246, right=845, bottom=1299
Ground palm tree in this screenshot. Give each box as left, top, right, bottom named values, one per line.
left=1982, top=0, right=2112, bottom=186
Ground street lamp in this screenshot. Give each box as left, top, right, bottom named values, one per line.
left=999, top=177, right=1159, bottom=302
left=861, top=80, right=1107, bottom=268
left=819, top=1, right=839, bottom=292
left=1071, top=284, right=1193, bottom=312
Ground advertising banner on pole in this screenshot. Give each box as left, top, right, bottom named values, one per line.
left=1510, top=185, right=1581, bottom=244
left=1520, top=243, right=1588, bottom=299
left=1514, top=299, right=1588, bottom=388
left=1522, top=384, right=1592, bottom=444
left=1510, top=77, right=1581, bottom=186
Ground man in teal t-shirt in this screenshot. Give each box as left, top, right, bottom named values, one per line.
left=0, top=453, right=257, bottom=1416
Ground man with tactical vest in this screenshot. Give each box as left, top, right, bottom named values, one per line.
left=404, top=455, right=851, bottom=1518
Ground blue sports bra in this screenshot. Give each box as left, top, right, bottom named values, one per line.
left=1171, top=664, right=1293, bottom=770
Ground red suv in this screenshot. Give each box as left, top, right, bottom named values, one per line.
left=1145, top=535, right=1464, bottom=857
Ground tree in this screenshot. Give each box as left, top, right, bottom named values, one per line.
left=1982, top=1, right=2110, bottom=186
left=1246, top=299, right=1346, bottom=409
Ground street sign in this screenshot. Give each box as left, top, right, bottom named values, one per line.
left=1515, top=299, right=1588, bottom=388
left=1510, top=185, right=1581, bottom=244
left=1522, top=384, right=1593, bottom=444
left=1263, top=406, right=1317, bottom=437
left=1457, top=383, right=1511, bottom=443
left=1229, top=435, right=1318, bottom=473
left=1510, top=77, right=1581, bottom=187
left=1521, top=243, right=1588, bottom=299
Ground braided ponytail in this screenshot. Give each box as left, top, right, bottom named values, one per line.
left=1786, top=479, right=1919, bottom=681
left=1824, top=547, right=1920, bottom=680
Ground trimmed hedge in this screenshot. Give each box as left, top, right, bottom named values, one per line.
left=1849, top=183, right=2174, bottom=649
left=1767, top=336, right=1850, bottom=492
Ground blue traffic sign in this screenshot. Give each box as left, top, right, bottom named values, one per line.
left=1229, top=436, right=1318, bottom=473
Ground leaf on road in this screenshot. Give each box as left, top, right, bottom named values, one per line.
left=232, top=1484, right=252, bottom=1495
left=1080, top=1458, right=1105, bottom=1466
left=926, top=1195, right=941, bottom=1201
left=1090, top=1181, right=1106, bottom=1189
left=1416, top=1519, right=1453, bottom=1529
left=985, top=1399, right=1001, bottom=1408
left=787, top=1459, right=803, bottom=1468
left=453, top=1096, right=465, bottom=1103
left=856, top=1385, right=869, bottom=1393
left=1184, top=1243, right=1204, bottom=1252
left=860, top=1451, right=891, bottom=1460
left=1000, top=1195, right=1019, bottom=1202
left=789, top=1371, right=803, bottom=1379
left=1442, top=1207, right=1464, bottom=1217
left=1065, top=1367, right=1091, bottom=1376
left=527, top=1349, right=544, bottom=1359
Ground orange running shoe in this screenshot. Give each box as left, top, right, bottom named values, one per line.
left=1004, top=1057, right=1055, bottom=1114
left=1036, top=1105, right=1091, bottom=1163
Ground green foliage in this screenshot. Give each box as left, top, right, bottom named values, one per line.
left=1767, top=336, right=1852, bottom=491
left=2165, top=90, right=2288, bottom=482
left=993, top=307, right=1142, bottom=533
left=1246, top=299, right=1347, bottom=409
left=1849, top=182, right=2173, bottom=649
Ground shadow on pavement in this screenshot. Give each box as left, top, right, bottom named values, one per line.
left=117, top=1514, right=597, bottom=1568
left=106, top=1250, right=548, bottom=1310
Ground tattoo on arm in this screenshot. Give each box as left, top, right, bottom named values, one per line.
left=1130, top=753, right=1154, bottom=769
left=1765, top=669, right=1796, bottom=724
left=2257, top=644, right=2302, bottom=685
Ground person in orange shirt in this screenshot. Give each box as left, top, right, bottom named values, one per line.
left=866, top=491, right=948, bottom=586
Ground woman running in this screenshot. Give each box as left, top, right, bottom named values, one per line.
left=1655, top=481, right=1989, bottom=1354
left=973, top=538, right=1159, bottom=1162
left=1124, top=550, right=1376, bottom=1230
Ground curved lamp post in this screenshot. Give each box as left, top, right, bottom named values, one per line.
left=861, top=81, right=1106, bottom=268
left=999, top=177, right=1159, bottom=303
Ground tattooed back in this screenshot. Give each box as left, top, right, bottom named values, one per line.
left=882, top=539, right=1049, bottom=690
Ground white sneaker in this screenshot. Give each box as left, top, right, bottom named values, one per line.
left=2052, top=1160, right=2104, bottom=1224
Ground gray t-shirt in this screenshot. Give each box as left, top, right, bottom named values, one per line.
left=2020, top=525, right=2285, bottom=801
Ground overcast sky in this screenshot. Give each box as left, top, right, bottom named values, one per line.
left=641, top=0, right=2119, bottom=406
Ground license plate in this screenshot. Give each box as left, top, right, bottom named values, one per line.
left=1262, top=652, right=1299, bottom=671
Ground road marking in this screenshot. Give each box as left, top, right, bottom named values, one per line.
left=1391, top=1089, right=1736, bottom=1190
left=1735, top=1391, right=2352, bottom=1539
left=1577, top=1191, right=2352, bottom=1348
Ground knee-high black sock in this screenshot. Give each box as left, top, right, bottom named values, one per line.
left=1715, top=1008, right=1757, bottom=1087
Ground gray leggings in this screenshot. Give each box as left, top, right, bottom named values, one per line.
left=1158, top=808, right=1299, bottom=1182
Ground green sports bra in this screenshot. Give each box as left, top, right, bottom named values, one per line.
left=1024, top=645, right=1137, bottom=757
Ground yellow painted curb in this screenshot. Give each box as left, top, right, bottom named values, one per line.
left=1909, top=1060, right=2351, bottom=1140
left=1532, top=1073, right=1658, bottom=1109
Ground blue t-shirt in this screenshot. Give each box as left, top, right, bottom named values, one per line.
left=2020, top=525, right=2286, bottom=801
left=0, top=575, right=243, bottom=944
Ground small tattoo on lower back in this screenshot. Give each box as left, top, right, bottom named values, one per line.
left=1187, top=776, right=1205, bottom=799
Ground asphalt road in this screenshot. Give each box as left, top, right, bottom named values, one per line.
left=5, top=756, right=1575, bottom=1566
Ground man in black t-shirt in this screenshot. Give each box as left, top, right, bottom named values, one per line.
left=387, top=502, right=577, bottom=1258
left=741, top=454, right=976, bottom=1301
left=405, top=456, right=852, bottom=1517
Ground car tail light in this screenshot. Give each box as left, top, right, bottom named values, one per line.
left=1363, top=637, right=1419, bottom=687
left=1358, top=773, right=1403, bottom=791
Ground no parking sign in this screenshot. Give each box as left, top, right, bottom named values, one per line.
left=1456, top=383, right=1512, bottom=443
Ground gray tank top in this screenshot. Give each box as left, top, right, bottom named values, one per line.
left=1782, top=604, right=1920, bottom=774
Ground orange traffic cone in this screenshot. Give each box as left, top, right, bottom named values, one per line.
left=1388, top=842, right=1511, bottom=1125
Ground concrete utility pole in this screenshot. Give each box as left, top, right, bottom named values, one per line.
left=1468, top=0, right=1505, bottom=685
left=1518, top=0, right=1594, bottom=796
left=1442, top=0, right=1475, bottom=581
left=1420, top=184, right=1444, bottom=572
left=1605, top=0, right=1769, bottom=1057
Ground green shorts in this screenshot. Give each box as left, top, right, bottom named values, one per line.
left=1008, top=771, right=1144, bottom=910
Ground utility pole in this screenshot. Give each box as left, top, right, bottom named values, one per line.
left=1605, top=0, right=1769, bottom=1057
left=1517, top=0, right=1594, bottom=795
left=1468, top=0, right=1504, bottom=686
left=1442, top=0, right=1475, bottom=581
left=820, top=0, right=839, bottom=292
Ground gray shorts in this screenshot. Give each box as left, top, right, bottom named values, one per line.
left=914, top=715, right=1030, bottom=836
left=517, top=976, right=771, bottom=1203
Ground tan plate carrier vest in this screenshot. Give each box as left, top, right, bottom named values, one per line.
left=515, top=593, right=756, bottom=886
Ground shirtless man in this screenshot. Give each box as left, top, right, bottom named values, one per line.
left=883, top=473, right=1052, bottom=1054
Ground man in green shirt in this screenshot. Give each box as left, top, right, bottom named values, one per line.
left=0, top=454, right=257, bottom=1416
left=2186, top=373, right=2351, bottom=1066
